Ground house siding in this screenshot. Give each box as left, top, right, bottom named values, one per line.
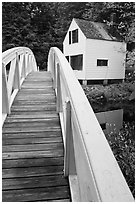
left=63, top=19, right=86, bottom=79
left=85, top=39, right=126, bottom=80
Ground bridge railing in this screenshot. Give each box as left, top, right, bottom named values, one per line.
left=48, top=47, right=134, bottom=202
left=2, top=47, right=37, bottom=122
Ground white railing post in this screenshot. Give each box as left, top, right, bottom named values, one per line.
left=64, top=99, right=76, bottom=177
left=25, top=53, right=29, bottom=75
left=27, top=54, right=30, bottom=73
left=2, top=63, right=10, bottom=114
left=53, top=53, right=56, bottom=89
left=13, top=53, right=20, bottom=90
left=21, top=53, right=26, bottom=78
left=56, top=63, right=62, bottom=113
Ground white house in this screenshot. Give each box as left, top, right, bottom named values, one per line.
left=63, top=18, right=126, bottom=85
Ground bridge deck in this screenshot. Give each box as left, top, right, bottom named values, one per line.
left=2, top=71, right=71, bottom=202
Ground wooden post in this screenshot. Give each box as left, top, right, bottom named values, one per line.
left=103, top=79, right=108, bottom=85
left=13, top=53, right=20, bottom=90
left=83, top=80, right=87, bottom=85
left=56, top=63, right=62, bottom=113
left=2, top=63, right=10, bottom=114
left=64, top=98, right=76, bottom=177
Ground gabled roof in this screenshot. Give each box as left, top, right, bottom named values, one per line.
left=74, top=18, right=124, bottom=42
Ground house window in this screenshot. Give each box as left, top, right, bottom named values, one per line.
left=70, top=54, right=83, bottom=70
left=66, top=56, right=69, bottom=62
left=69, top=31, right=71, bottom=44
left=69, top=29, right=78, bottom=44
left=97, top=59, right=108, bottom=66
left=72, top=29, right=78, bottom=43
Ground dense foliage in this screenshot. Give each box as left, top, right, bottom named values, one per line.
left=2, top=2, right=135, bottom=69
left=106, top=121, right=135, bottom=197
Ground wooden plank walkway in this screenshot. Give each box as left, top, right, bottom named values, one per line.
left=2, top=71, right=71, bottom=202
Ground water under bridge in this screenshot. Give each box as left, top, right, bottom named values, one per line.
left=2, top=47, right=134, bottom=202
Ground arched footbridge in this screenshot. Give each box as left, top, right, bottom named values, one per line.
left=2, top=47, right=134, bottom=202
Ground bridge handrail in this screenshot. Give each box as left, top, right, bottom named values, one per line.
left=48, top=47, right=134, bottom=202
left=2, top=47, right=37, bottom=122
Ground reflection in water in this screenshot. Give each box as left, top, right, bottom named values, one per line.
left=95, top=109, right=123, bottom=135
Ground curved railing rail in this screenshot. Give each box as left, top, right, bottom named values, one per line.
left=48, top=47, right=134, bottom=202
left=2, top=47, right=37, bottom=122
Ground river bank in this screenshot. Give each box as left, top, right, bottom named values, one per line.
left=82, top=81, right=135, bottom=104
left=82, top=81, right=135, bottom=115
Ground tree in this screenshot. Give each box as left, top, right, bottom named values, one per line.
left=2, top=2, right=135, bottom=69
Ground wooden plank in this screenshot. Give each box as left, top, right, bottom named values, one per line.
left=4, top=117, right=59, bottom=123
left=6, top=113, right=58, bottom=119
left=18, top=89, right=54, bottom=94
left=18, top=90, right=55, bottom=94
left=3, top=143, right=63, bottom=152
left=3, top=119, right=60, bottom=128
left=3, top=137, right=62, bottom=145
left=21, top=85, right=53, bottom=89
left=50, top=199, right=70, bottom=202
left=2, top=126, right=61, bottom=133
left=2, top=186, right=70, bottom=202
left=14, top=97, right=55, bottom=101
left=11, top=105, right=56, bottom=111
left=9, top=111, right=57, bottom=115
left=13, top=100, right=55, bottom=104
left=3, top=165, right=64, bottom=178
left=2, top=157, right=64, bottom=168
left=3, top=175, right=68, bottom=190
left=2, top=149, right=63, bottom=160
left=2, top=131, right=62, bottom=139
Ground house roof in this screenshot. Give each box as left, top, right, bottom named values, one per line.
left=74, top=18, right=124, bottom=42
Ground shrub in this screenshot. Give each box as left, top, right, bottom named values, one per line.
left=106, top=121, right=135, bottom=197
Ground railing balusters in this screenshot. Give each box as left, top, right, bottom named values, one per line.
left=2, top=47, right=37, bottom=117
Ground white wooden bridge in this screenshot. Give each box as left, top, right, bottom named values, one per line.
left=2, top=47, right=134, bottom=202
